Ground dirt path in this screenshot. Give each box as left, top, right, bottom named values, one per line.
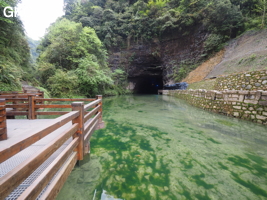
left=21, top=81, right=39, bottom=93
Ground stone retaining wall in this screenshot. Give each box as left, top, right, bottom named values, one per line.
left=214, top=70, right=267, bottom=91
left=163, top=89, right=267, bottom=125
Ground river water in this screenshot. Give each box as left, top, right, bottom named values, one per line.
left=57, top=95, right=267, bottom=200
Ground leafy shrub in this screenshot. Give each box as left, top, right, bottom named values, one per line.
left=204, top=34, right=224, bottom=53
left=75, top=56, right=113, bottom=96
left=47, top=69, right=79, bottom=97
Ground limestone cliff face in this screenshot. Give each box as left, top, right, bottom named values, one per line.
left=108, top=27, right=208, bottom=88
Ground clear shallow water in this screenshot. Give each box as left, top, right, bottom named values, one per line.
left=57, top=95, right=267, bottom=200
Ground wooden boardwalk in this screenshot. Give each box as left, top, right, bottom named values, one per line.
left=1, top=120, right=73, bottom=199
left=0, top=93, right=104, bottom=199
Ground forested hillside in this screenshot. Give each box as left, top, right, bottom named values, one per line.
left=63, top=0, right=266, bottom=51
left=59, top=0, right=267, bottom=93
left=0, top=0, right=31, bottom=91
left=1, top=0, right=267, bottom=96
left=27, top=37, right=40, bottom=63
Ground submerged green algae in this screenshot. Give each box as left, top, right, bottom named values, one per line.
left=57, top=95, right=267, bottom=200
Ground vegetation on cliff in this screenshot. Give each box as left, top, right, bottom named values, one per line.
left=61, top=0, right=267, bottom=84
left=64, top=0, right=266, bottom=52
left=0, top=0, right=31, bottom=91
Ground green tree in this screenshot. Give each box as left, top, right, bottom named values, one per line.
left=0, top=0, right=30, bottom=91
left=48, top=69, right=79, bottom=97
left=37, top=18, right=113, bottom=97
left=38, top=18, right=82, bottom=70
left=255, top=0, right=267, bottom=28
left=75, top=57, right=113, bottom=96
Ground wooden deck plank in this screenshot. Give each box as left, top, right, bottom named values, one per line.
left=17, top=138, right=79, bottom=200
left=0, top=97, right=103, bottom=199
left=0, top=111, right=79, bottom=163
left=0, top=120, right=76, bottom=200
left=0, top=120, right=52, bottom=150
left=0, top=124, right=78, bottom=199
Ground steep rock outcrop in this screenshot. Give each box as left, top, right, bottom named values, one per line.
left=108, top=27, right=208, bottom=92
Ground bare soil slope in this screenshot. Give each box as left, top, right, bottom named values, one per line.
left=182, top=50, right=224, bottom=83
left=183, top=29, right=267, bottom=83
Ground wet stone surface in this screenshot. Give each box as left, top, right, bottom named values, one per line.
left=57, top=95, right=267, bottom=200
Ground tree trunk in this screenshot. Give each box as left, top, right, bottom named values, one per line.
left=262, top=0, right=266, bottom=29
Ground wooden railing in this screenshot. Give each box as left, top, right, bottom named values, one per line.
left=0, top=96, right=103, bottom=199
left=2, top=93, right=97, bottom=119
left=0, top=91, right=44, bottom=99
left=0, top=99, right=7, bottom=141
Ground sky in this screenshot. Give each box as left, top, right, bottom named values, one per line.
left=17, top=0, right=64, bottom=40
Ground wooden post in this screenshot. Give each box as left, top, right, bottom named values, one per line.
left=28, top=95, right=36, bottom=119
left=96, top=95, right=103, bottom=122
left=96, top=95, right=104, bottom=130
left=71, top=102, right=84, bottom=161
left=13, top=92, right=18, bottom=111
left=0, top=99, right=7, bottom=140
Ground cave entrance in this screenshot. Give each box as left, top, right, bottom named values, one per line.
left=127, top=55, right=163, bottom=94
left=129, top=75, right=163, bottom=94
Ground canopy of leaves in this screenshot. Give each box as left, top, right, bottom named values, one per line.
left=62, top=0, right=265, bottom=51
left=37, top=18, right=124, bottom=97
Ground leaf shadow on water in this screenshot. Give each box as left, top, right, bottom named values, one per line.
left=90, top=119, right=176, bottom=199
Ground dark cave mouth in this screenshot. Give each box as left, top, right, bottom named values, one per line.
left=129, top=76, right=163, bottom=94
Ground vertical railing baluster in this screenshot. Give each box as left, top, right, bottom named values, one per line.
left=0, top=99, right=7, bottom=140
left=28, top=95, right=36, bottom=119
left=71, top=102, right=84, bottom=161
left=96, top=95, right=103, bottom=124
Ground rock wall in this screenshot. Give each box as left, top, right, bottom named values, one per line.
left=214, top=70, right=267, bottom=91
left=108, top=27, right=207, bottom=85
left=163, top=89, right=267, bottom=125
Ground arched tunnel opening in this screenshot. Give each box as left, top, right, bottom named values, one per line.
left=129, top=75, right=163, bottom=94
left=126, top=55, right=164, bottom=94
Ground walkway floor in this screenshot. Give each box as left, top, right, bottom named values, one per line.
left=0, top=119, right=73, bottom=199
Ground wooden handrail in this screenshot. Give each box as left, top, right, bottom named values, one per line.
left=35, top=104, right=72, bottom=108
left=36, top=111, right=70, bottom=115
left=38, top=152, right=77, bottom=199
left=5, top=98, right=28, bottom=102
left=37, top=98, right=96, bottom=102
left=6, top=111, right=29, bottom=116
left=0, top=99, right=7, bottom=140
left=84, top=99, right=101, bottom=111
left=84, top=105, right=101, bottom=122
left=84, top=112, right=101, bottom=140
left=0, top=111, right=79, bottom=163
left=0, top=95, right=103, bottom=199
left=4, top=96, right=102, bottom=119
left=0, top=94, right=43, bottom=98
left=5, top=104, right=28, bottom=108
left=0, top=124, right=79, bottom=199
left=18, top=137, right=79, bottom=200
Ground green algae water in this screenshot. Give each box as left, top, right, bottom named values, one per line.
left=57, top=95, right=267, bottom=200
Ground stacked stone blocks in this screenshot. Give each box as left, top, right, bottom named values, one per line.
left=214, top=70, right=267, bottom=91
left=163, top=89, right=267, bottom=125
